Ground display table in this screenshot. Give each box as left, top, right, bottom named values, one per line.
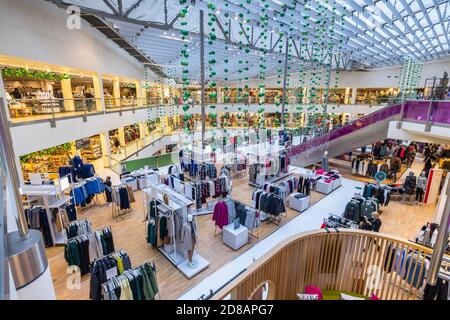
left=316, top=180, right=334, bottom=194
left=223, top=223, right=248, bottom=250
left=289, top=193, right=310, bottom=212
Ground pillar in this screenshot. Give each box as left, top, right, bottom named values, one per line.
left=118, top=127, right=126, bottom=146
left=61, top=78, right=75, bottom=111
left=344, top=87, right=351, bottom=104
left=216, top=113, right=221, bottom=128
left=351, top=87, right=357, bottom=105
left=0, top=71, right=11, bottom=125
left=139, top=121, right=149, bottom=137
left=259, top=86, right=265, bottom=104
left=140, top=81, right=147, bottom=106
left=92, top=74, right=104, bottom=112
left=113, top=79, right=121, bottom=107
left=303, top=87, right=309, bottom=104
left=163, top=85, right=170, bottom=104
left=135, top=80, right=143, bottom=108
left=100, top=132, right=111, bottom=167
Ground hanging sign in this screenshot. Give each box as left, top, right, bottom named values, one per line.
left=375, top=171, right=387, bottom=183
left=75, top=137, right=90, bottom=149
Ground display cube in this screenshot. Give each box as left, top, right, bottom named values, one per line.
left=223, top=223, right=248, bottom=250
left=289, top=193, right=310, bottom=212
left=316, top=180, right=333, bottom=194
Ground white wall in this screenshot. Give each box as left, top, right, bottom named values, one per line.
left=219, top=57, right=450, bottom=89
left=0, top=0, right=153, bottom=80
left=388, top=121, right=450, bottom=145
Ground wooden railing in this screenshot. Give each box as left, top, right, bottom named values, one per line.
left=212, top=229, right=448, bottom=300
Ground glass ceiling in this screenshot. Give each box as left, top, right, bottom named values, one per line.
left=49, top=0, right=450, bottom=81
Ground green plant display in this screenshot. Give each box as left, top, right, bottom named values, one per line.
left=20, top=142, right=73, bottom=163
left=2, top=67, right=70, bottom=81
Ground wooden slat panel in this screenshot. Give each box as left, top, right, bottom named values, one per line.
left=212, top=229, right=446, bottom=300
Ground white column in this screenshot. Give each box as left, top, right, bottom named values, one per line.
left=99, top=132, right=111, bottom=167
left=113, top=79, right=121, bottom=107
left=141, top=81, right=148, bottom=106
left=61, top=78, right=75, bottom=111
left=0, top=71, right=11, bottom=122
left=216, top=113, right=221, bottom=128
left=139, top=121, right=147, bottom=138
left=118, top=127, right=126, bottom=146
left=135, top=80, right=143, bottom=108
left=343, top=87, right=351, bottom=104
left=351, top=87, right=357, bottom=105
left=92, top=73, right=105, bottom=112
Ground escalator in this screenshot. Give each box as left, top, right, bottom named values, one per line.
left=288, top=99, right=450, bottom=168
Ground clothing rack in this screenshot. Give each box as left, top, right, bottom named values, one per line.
left=64, top=225, right=115, bottom=276
left=89, top=249, right=131, bottom=300
left=144, top=186, right=186, bottom=265
left=70, top=176, right=104, bottom=212
left=65, top=218, right=92, bottom=239
left=22, top=182, right=75, bottom=246
left=232, top=199, right=260, bottom=239
left=100, top=260, right=160, bottom=300
left=252, top=189, right=287, bottom=225
left=323, top=213, right=359, bottom=229
left=111, top=184, right=133, bottom=219
left=92, top=248, right=126, bottom=265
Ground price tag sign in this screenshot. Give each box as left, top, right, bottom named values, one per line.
left=106, top=267, right=118, bottom=280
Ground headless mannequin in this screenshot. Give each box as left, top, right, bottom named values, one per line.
left=185, top=213, right=197, bottom=267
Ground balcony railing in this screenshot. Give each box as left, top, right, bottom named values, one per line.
left=212, top=229, right=450, bottom=300
left=6, top=97, right=159, bottom=125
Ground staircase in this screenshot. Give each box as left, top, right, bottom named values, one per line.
left=288, top=100, right=450, bottom=168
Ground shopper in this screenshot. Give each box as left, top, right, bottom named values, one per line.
left=85, top=91, right=94, bottom=112
left=114, top=137, right=121, bottom=153
left=423, top=158, right=434, bottom=177
left=359, top=212, right=382, bottom=232
left=104, top=176, right=112, bottom=206
left=11, top=87, right=22, bottom=99
left=370, top=212, right=382, bottom=232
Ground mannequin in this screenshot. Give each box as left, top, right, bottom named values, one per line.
left=181, top=213, right=198, bottom=268
left=416, top=172, right=427, bottom=205
left=321, top=150, right=329, bottom=172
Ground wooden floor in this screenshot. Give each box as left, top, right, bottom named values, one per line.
left=47, top=174, right=325, bottom=300
left=47, top=159, right=437, bottom=300
left=329, top=158, right=436, bottom=240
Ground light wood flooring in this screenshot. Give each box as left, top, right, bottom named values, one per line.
left=328, top=157, right=437, bottom=240
left=47, top=159, right=437, bottom=300
left=47, top=174, right=325, bottom=300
